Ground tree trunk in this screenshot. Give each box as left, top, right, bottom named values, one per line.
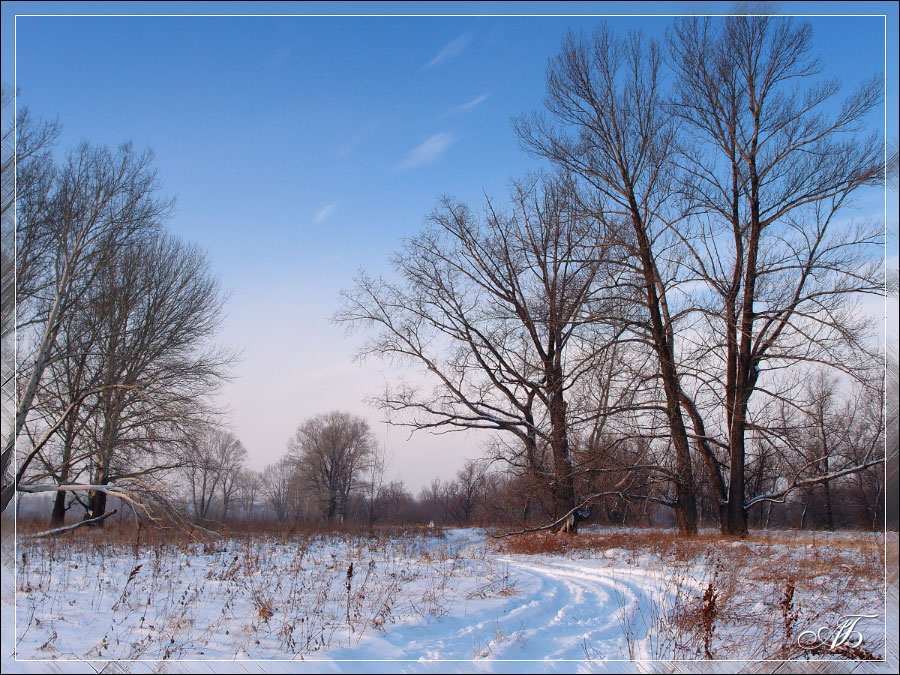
left=50, top=436, right=74, bottom=526
left=86, top=482, right=108, bottom=523
left=548, top=381, right=575, bottom=521
left=1, top=287, right=68, bottom=512
left=681, top=392, right=728, bottom=533
left=823, top=455, right=835, bottom=531
left=724, top=424, right=748, bottom=536
left=87, top=402, right=118, bottom=525
left=627, top=200, right=698, bottom=536
left=51, top=491, right=67, bottom=526
left=799, top=490, right=810, bottom=529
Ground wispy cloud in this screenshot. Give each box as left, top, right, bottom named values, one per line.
left=448, top=93, right=489, bottom=115
left=396, top=133, right=453, bottom=170
left=314, top=202, right=337, bottom=224
left=272, top=38, right=302, bottom=68
left=336, top=136, right=361, bottom=157
left=425, top=34, right=472, bottom=69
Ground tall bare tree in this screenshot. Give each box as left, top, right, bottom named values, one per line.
left=362, top=442, right=391, bottom=528
left=515, top=19, right=884, bottom=536
left=338, top=175, right=619, bottom=521
left=445, top=459, right=487, bottom=523
left=77, top=232, right=232, bottom=521
left=668, top=16, right=884, bottom=534
left=515, top=28, right=701, bottom=533
left=2, top=138, right=171, bottom=511
left=263, top=456, right=303, bottom=522
left=235, top=468, right=263, bottom=520
left=13, top=227, right=233, bottom=526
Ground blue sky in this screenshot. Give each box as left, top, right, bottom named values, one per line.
left=3, top=2, right=897, bottom=490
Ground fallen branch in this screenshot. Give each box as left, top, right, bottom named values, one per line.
left=492, top=491, right=622, bottom=538
left=744, top=457, right=885, bottom=509
left=493, top=457, right=677, bottom=538
left=20, top=509, right=118, bottom=539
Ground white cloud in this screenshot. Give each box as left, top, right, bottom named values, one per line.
left=314, top=202, right=337, bottom=224
left=396, top=133, right=453, bottom=171
left=425, top=34, right=472, bottom=69
left=449, top=93, right=489, bottom=115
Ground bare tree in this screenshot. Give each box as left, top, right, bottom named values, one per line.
left=235, top=468, right=263, bottom=520
left=362, top=443, right=391, bottom=528
left=747, top=369, right=884, bottom=528
left=288, top=411, right=374, bottom=523
left=845, top=382, right=888, bottom=529
left=417, top=477, right=450, bottom=523
left=338, top=175, right=619, bottom=522
left=70, top=232, right=232, bottom=522
left=445, top=459, right=487, bottom=523
left=515, top=19, right=884, bottom=536
left=12, top=229, right=233, bottom=528
left=263, top=457, right=299, bottom=523
left=377, top=480, right=415, bottom=524
left=218, top=438, right=247, bottom=522
left=668, top=16, right=884, bottom=534
left=2, top=137, right=172, bottom=511
left=515, top=28, right=700, bottom=533
left=183, top=429, right=247, bottom=522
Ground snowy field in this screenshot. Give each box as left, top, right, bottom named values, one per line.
left=1, top=524, right=892, bottom=672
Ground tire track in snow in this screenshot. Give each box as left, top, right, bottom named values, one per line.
left=323, top=532, right=705, bottom=668
left=484, top=556, right=679, bottom=661
left=330, top=543, right=687, bottom=665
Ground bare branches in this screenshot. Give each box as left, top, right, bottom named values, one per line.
left=19, top=481, right=158, bottom=520
left=492, top=488, right=675, bottom=538
left=338, top=175, right=621, bottom=519
left=288, top=411, right=375, bottom=523
left=183, top=429, right=247, bottom=522
left=5, top=101, right=234, bottom=526
left=516, top=24, right=702, bottom=533
left=662, top=15, right=885, bottom=534
left=3, top=136, right=175, bottom=511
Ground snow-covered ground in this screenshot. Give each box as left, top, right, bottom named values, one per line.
left=1, top=524, right=893, bottom=673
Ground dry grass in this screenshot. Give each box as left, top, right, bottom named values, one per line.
left=12, top=514, right=440, bottom=543
left=496, top=527, right=884, bottom=559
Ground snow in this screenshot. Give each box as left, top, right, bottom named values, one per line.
left=1, top=526, right=889, bottom=673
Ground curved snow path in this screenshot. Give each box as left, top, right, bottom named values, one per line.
left=327, top=532, right=693, bottom=670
